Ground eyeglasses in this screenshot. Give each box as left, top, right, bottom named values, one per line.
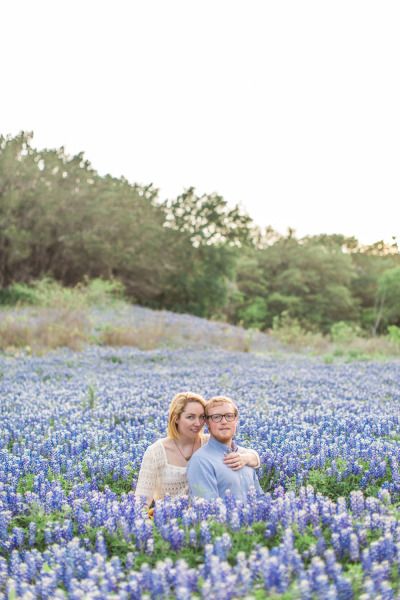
left=206, top=413, right=237, bottom=423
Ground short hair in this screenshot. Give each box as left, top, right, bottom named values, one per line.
left=205, top=396, right=238, bottom=417
left=167, top=391, right=207, bottom=440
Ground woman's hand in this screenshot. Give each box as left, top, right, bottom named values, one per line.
left=223, top=450, right=260, bottom=470
left=223, top=451, right=247, bottom=471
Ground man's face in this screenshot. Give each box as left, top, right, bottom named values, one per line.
left=206, top=402, right=238, bottom=444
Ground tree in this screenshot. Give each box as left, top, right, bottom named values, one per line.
left=232, top=234, right=360, bottom=332
left=162, top=187, right=253, bottom=247
left=0, top=132, right=172, bottom=305
left=0, top=131, right=41, bottom=286
left=160, top=188, right=254, bottom=317
left=373, top=266, right=400, bottom=333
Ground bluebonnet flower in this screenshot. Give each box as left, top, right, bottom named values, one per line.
left=1, top=344, right=400, bottom=596
left=199, top=521, right=212, bottom=545
left=350, top=490, right=365, bottom=517
left=212, top=533, right=232, bottom=561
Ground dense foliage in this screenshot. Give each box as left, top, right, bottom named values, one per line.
left=1, top=341, right=400, bottom=597
left=1, top=132, right=399, bottom=333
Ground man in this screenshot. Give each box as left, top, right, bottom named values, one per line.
left=186, top=396, right=263, bottom=501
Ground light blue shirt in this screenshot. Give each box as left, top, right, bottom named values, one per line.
left=187, top=437, right=263, bottom=501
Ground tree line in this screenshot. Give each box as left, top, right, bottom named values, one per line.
left=1, top=132, right=399, bottom=334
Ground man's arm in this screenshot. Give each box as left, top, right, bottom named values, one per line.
left=187, top=454, right=219, bottom=500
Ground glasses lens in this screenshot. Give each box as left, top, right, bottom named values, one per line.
left=208, top=414, right=222, bottom=422
left=225, top=413, right=236, bottom=422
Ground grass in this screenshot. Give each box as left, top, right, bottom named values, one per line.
left=0, top=308, right=90, bottom=353
left=1, top=278, right=399, bottom=358
left=271, top=319, right=400, bottom=361
left=0, top=280, right=274, bottom=354
left=97, top=322, right=169, bottom=350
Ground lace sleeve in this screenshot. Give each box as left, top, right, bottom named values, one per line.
left=135, top=443, right=162, bottom=505
left=238, top=447, right=261, bottom=468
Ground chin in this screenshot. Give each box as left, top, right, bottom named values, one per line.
left=216, top=433, right=231, bottom=442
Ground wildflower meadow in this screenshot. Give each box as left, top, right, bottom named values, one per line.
left=1, top=326, right=400, bottom=598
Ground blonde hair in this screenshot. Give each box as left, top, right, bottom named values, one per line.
left=205, top=396, right=238, bottom=416
left=167, top=391, right=207, bottom=440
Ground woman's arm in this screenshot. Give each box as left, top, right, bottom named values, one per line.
left=202, top=433, right=261, bottom=471
left=223, top=448, right=261, bottom=471
left=134, top=444, right=160, bottom=507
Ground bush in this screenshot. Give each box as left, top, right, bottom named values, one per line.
left=237, top=297, right=268, bottom=330
left=387, top=325, right=400, bottom=346
left=271, top=311, right=306, bottom=345
left=0, top=282, right=41, bottom=306
left=330, top=321, right=360, bottom=344
left=82, top=278, right=125, bottom=305
left=0, top=278, right=125, bottom=309
left=271, top=311, right=328, bottom=352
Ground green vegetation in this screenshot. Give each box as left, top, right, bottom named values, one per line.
left=388, top=324, right=400, bottom=345
left=16, top=473, right=35, bottom=494
left=0, top=277, right=123, bottom=309
left=1, top=132, right=400, bottom=351
left=97, top=469, right=137, bottom=495
left=85, top=384, right=97, bottom=410
left=8, top=503, right=72, bottom=554
left=9, top=452, right=400, bottom=597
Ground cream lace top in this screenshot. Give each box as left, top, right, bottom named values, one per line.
left=135, top=434, right=260, bottom=505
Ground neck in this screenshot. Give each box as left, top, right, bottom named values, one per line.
left=211, top=435, right=233, bottom=447
left=176, top=432, right=200, bottom=445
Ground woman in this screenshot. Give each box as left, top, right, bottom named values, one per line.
left=135, top=391, right=260, bottom=506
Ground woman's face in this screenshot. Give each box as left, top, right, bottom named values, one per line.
left=176, top=401, right=206, bottom=438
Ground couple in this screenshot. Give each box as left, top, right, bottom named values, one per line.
left=135, top=391, right=262, bottom=506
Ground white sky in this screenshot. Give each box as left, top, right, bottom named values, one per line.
left=1, top=0, right=399, bottom=245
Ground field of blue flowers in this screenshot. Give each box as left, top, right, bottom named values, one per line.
left=1, top=342, right=400, bottom=599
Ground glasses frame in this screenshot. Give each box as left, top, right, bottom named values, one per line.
left=206, top=412, right=238, bottom=423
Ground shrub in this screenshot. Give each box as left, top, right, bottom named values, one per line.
left=0, top=277, right=125, bottom=309
left=271, top=311, right=328, bottom=352
left=330, top=321, right=360, bottom=344
left=271, top=311, right=306, bottom=345
left=237, top=297, right=268, bottom=330
left=0, top=278, right=86, bottom=309
left=0, top=282, right=41, bottom=306
left=387, top=325, right=400, bottom=346
left=82, top=278, right=125, bottom=306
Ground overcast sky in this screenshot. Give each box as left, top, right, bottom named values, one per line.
left=1, top=0, right=399, bottom=245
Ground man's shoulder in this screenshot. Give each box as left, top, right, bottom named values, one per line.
left=188, top=442, right=219, bottom=473
left=189, top=442, right=210, bottom=464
